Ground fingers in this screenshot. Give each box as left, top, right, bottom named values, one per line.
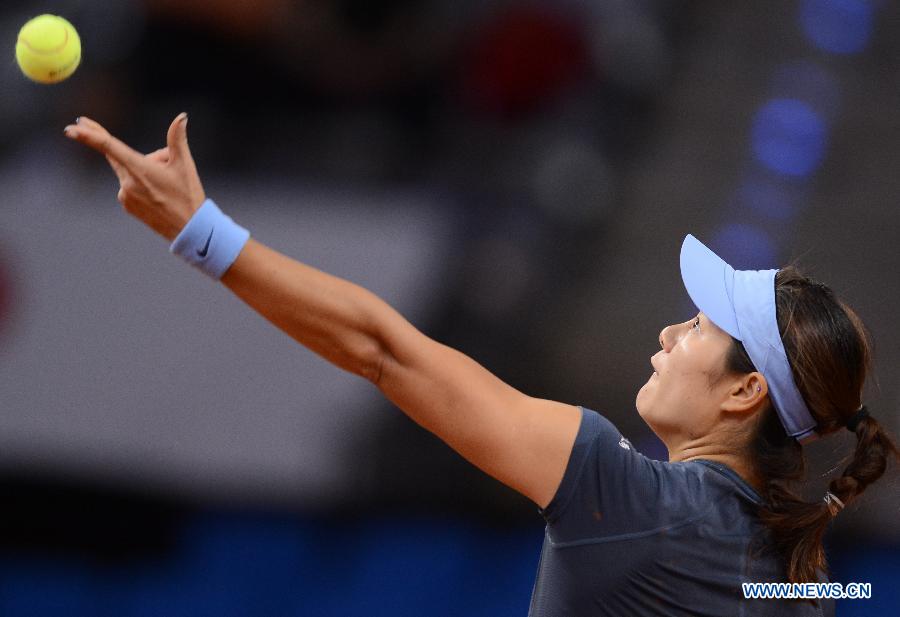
left=146, top=147, right=171, bottom=165
left=104, top=149, right=167, bottom=186
left=105, top=154, right=129, bottom=184
left=166, top=113, right=190, bottom=163
left=64, top=116, right=144, bottom=172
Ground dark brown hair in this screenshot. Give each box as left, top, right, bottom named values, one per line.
left=723, top=265, right=899, bottom=584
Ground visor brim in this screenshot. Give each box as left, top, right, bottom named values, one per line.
left=679, top=234, right=741, bottom=340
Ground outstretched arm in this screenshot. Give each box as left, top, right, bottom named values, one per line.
left=64, top=115, right=582, bottom=509
left=222, top=237, right=582, bottom=507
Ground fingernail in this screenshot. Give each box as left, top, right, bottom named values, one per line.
left=75, top=117, right=81, bottom=124
left=64, top=126, right=74, bottom=136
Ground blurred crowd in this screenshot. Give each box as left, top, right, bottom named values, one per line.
left=1, top=1, right=899, bottom=614
left=4, top=0, right=684, bottom=514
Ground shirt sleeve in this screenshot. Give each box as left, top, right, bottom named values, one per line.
left=538, top=406, right=695, bottom=543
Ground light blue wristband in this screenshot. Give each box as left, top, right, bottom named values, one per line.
left=169, top=198, right=250, bottom=280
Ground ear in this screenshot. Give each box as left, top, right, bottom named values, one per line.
left=720, top=371, right=768, bottom=414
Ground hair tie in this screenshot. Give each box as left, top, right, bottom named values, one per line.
left=823, top=491, right=845, bottom=513
left=846, top=406, right=869, bottom=432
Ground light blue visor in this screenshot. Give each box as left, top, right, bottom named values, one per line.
left=679, top=234, right=818, bottom=443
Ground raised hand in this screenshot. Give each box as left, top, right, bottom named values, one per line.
left=64, top=113, right=206, bottom=241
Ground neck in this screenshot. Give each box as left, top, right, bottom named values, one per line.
left=668, top=442, right=765, bottom=495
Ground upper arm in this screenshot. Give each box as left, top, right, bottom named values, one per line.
left=374, top=329, right=582, bottom=509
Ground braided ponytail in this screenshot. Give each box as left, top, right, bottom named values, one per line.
left=722, top=266, right=899, bottom=584
left=825, top=411, right=899, bottom=517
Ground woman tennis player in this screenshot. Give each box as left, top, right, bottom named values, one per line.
left=64, top=114, right=897, bottom=616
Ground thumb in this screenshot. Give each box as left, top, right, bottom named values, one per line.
left=146, top=147, right=170, bottom=164
left=166, top=112, right=190, bottom=162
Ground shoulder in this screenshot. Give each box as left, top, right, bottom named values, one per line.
left=542, top=407, right=723, bottom=526
left=540, top=408, right=774, bottom=552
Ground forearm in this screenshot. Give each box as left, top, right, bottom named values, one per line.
left=220, top=237, right=400, bottom=381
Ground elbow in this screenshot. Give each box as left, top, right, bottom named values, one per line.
left=359, top=344, right=389, bottom=387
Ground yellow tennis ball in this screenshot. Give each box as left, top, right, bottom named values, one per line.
left=15, top=14, right=81, bottom=84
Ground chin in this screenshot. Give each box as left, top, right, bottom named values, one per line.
left=635, top=394, right=661, bottom=435
left=635, top=384, right=651, bottom=418
left=637, top=407, right=654, bottom=431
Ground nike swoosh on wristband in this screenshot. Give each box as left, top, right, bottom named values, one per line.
left=197, top=228, right=214, bottom=257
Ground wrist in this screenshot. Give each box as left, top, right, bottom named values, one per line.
left=169, top=198, right=250, bottom=280
left=166, top=197, right=205, bottom=241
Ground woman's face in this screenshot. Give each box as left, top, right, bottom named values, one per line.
left=636, top=312, right=737, bottom=446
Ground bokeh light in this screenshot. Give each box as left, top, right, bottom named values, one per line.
left=799, top=0, right=874, bottom=55
left=751, top=98, right=827, bottom=177
left=710, top=223, right=778, bottom=270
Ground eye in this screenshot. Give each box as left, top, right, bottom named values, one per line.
left=691, top=316, right=701, bottom=331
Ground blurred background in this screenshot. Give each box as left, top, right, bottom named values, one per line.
left=1, top=0, right=898, bottom=615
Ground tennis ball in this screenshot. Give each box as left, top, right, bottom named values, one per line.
left=15, top=14, right=81, bottom=84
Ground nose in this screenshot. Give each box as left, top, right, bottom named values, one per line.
left=658, top=325, right=670, bottom=351
left=658, top=319, right=689, bottom=352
